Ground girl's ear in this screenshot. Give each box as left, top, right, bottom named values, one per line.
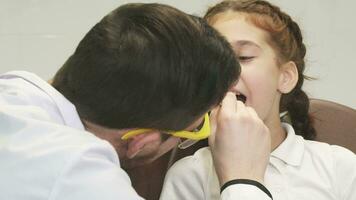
left=278, top=61, right=298, bottom=94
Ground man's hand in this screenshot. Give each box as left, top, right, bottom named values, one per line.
left=209, top=92, right=271, bottom=186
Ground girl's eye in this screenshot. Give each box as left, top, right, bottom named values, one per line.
left=238, top=56, right=254, bottom=62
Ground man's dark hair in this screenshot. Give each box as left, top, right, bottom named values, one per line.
left=52, top=3, right=239, bottom=131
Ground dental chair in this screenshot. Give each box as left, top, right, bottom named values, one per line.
left=309, top=98, right=356, bottom=153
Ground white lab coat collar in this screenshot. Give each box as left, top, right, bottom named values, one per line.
left=0, top=71, right=84, bottom=130
left=270, top=123, right=305, bottom=166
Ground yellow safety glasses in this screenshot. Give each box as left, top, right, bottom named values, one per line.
left=121, top=113, right=210, bottom=148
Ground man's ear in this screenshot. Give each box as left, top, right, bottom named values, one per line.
left=278, top=61, right=298, bottom=94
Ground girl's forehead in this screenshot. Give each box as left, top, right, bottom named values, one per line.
left=211, top=12, right=271, bottom=48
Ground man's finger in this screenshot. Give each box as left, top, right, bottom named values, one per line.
left=220, top=92, right=237, bottom=114
left=208, top=106, right=220, bottom=146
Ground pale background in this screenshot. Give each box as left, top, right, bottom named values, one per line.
left=0, top=0, right=355, bottom=108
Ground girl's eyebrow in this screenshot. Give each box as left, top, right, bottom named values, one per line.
left=231, top=40, right=262, bottom=50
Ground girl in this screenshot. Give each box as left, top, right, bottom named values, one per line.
left=160, top=0, right=356, bottom=199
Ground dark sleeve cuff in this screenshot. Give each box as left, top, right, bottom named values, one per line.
left=220, top=179, right=273, bottom=199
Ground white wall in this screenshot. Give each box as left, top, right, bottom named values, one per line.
left=1, top=0, right=355, bottom=108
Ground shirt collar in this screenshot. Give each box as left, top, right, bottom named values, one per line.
left=1, top=71, right=85, bottom=130
left=270, top=123, right=305, bottom=166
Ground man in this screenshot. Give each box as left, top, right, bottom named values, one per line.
left=0, top=3, right=272, bottom=200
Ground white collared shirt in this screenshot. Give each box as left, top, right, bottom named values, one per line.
left=161, top=123, right=356, bottom=200
left=0, top=71, right=143, bottom=200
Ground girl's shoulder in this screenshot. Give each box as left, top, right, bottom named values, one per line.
left=302, top=139, right=356, bottom=181
left=304, top=139, right=355, bottom=162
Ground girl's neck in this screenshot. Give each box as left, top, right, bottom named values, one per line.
left=265, top=115, right=287, bottom=151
